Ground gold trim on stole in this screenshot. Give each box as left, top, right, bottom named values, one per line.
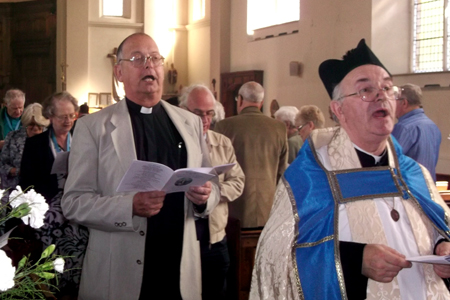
left=284, top=177, right=305, bottom=300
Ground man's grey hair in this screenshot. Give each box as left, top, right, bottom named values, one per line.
left=400, top=83, right=422, bottom=107
left=214, top=100, right=225, bottom=123
left=295, top=105, right=325, bottom=129
left=4, top=89, right=25, bottom=105
left=239, top=81, right=264, bottom=103
left=42, top=91, right=79, bottom=118
left=329, top=83, right=345, bottom=123
left=331, top=83, right=345, bottom=102
left=274, top=106, right=299, bottom=125
left=178, top=84, right=215, bottom=109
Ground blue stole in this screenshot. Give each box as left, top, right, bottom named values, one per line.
left=284, top=137, right=450, bottom=300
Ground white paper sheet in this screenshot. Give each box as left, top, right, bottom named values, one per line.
left=51, top=151, right=70, bottom=174
left=406, top=255, right=450, bottom=265
left=116, top=160, right=235, bottom=193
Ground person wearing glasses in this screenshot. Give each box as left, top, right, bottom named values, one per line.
left=250, top=39, right=450, bottom=300
left=274, top=106, right=303, bottom=164
left=392, top=83, right=441, bottom=181
left=0, top=103, right=49, bottom=193
left=295, top=104, right=325, bottom=142
left=19, top=91, right=88, bottom=299
left=179, top=84, right=245, bottom=300
left=61, top=33, right=219, bottom=300
left=0, top=89, right=25, bottom=151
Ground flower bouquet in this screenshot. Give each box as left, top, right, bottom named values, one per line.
left=0, top=186, right=65, bottom=299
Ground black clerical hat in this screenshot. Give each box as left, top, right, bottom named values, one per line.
left=319, top=39, right=391, bottom=99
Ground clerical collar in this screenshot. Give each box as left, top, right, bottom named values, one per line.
left=353, top=143, right=388, bottom=167
left=125, top=97, right=161, bottom=115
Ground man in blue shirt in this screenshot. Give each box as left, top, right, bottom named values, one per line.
left=392, top=83, right=441, bottom=181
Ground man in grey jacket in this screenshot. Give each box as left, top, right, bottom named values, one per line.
left=62, top=33, right=219, bottom=300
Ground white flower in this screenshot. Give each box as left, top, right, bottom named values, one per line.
left=9, top=186, right=49, bottom=229
left=52, top=258, right=65, bottom=273
left=0, top=249, right=15, bottom=291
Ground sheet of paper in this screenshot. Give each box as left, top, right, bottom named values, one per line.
left=0, top=226, right=17, bottom=248
left=211, top=163, right=236, bottom=175
left=116, top=160, right=227, bottom=193
left=51, top=151, right=70, bottom=174
left=406, top=255, right=450, bottom=265
left=162, top=170, right=215, bottom=193
left=117, top=161, right=173, bottom=192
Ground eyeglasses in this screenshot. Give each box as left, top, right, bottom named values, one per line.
left=298, top=123, right=309, bottom=130
left=53, top=114, right=77, bottom=121
left=188, top=108, right=216, bottom=118
left=235, top=95, right=241, bottom=102
left=27, top=123, right=45, bottom=129
left=337, top=85, right=401, bottom=102
left=119, top=54, right=165, bottom=68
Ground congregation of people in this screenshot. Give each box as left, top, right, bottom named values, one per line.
left=0, top=33, right=449, bottom=300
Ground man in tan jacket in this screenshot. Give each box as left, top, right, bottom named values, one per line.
left=179, top=84, right=245, bottom=300
left=214, top=81, right=288, bottom=229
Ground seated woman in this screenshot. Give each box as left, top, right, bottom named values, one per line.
left=295, top=105, right=325, bottom=142
left=0, top=103, right=49, bottom=193
left=19, top=91, right=88, bottom=300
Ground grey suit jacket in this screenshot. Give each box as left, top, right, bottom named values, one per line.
left=62, top=99, right=219, bottom=300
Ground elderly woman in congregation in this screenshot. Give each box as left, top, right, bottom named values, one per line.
left=0, top=103, right=49, bottom=193
left=19, top=91, right=88, bottom=300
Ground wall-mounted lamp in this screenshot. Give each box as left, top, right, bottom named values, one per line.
left=289, top=61, right=303, bottom=77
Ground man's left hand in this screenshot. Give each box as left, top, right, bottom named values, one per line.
left=434, top=241, right=450, bottom=278
left=186, top=181, right=211, bottom=206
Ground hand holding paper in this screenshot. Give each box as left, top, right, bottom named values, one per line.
left=132, top=191, right=166, bottom=218
left=186, top=182, right=211, bottom=206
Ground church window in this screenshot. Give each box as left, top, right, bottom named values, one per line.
left=247, top=0, right=300, bottom=35
left=413, top=0, right=449, bottom=72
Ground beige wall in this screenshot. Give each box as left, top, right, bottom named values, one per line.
left=393, top=73, right=450, bottom=174
left=59, top=0, right=450, bottom=174
left=219, top=0, right=371, bottom=126
left=371, top=0, right=450, bottom=174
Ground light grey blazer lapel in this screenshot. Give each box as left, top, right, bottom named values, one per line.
left=110, top=99, right=137, bottom=174
left=160, top=100, right=204, bottom=168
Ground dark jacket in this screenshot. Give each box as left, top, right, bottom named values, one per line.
left=19, top=128, right=59, bottom=201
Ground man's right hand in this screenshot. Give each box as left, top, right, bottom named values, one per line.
left=132, top=191, right=166, bottom=218
left=361, top=244, right=412, bottom=282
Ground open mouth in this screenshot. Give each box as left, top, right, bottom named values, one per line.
left=373, top=108, right=389, bottom=118
left=143, top=75, right=156, bottom=82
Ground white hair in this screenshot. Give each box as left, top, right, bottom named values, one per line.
left=239, top=81, right=264, bottom=103
left=179, top=84, right=215, bottom=109
left=274, top=106, right=299, bottom=125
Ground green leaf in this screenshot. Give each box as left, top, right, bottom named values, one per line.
left=18, top=256, right=27, bottom=269
left=40, top=244, right=55, bottom=259
left=10, top=202, right=31, bottom=218
left=34, top=271, right=55, bottom=279
left=36, top=261, right=54, bottom=271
